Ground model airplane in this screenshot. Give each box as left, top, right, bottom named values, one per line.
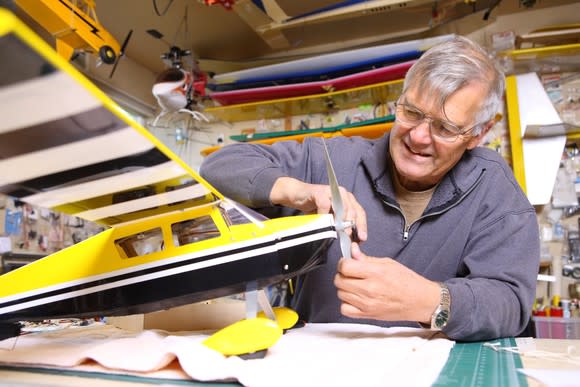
left=0, top=8, right=345, bottom=357
left=14, top=0, right=132, bottom=77
left=231, top=0, right=500, bottom=49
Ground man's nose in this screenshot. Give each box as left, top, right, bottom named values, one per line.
left=410, top=118, right=433, bottom=143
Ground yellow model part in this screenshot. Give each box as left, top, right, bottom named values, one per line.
left=258, top=306, right=299, bottom=330
left=0, top=9, right=337, bottom=357
left=0, top=207, right=330, bottom=298
left=203, top=317, right=283, bottom=356
left=0, top=6, right=224, bottom=224
left=14, top=0, right=120, bottom=63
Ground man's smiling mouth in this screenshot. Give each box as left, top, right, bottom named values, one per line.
left=405, top=142, right=431, bottom=157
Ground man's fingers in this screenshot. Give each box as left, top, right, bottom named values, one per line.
left=341, top=191, right=367, bottom=242
left=337, top=253, right=368, bottom=278
left=351, top=242, right=365, bottom=260
left=352, top=201, right=367, bottom=242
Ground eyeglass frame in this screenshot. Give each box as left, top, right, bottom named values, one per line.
left=394, top=98, right=481, bottom=142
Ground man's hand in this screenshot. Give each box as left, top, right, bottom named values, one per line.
left=270, top=177, right=367, bottom=241
left=334, top=243, right=441, bottom=324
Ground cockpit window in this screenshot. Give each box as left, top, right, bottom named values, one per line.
left=220, top=201, right=267, bottom=226
left=115, top=228, right=164, bottom=258
left=172, top=215, right=220, bottom=246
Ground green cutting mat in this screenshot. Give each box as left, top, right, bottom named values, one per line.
left=433, top=337, right=527, bottom=386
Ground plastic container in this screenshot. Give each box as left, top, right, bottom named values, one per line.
left=533, top=316, right=580, bottom=339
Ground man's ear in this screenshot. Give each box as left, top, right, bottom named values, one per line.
left=466, top=118, right=496, bottom=150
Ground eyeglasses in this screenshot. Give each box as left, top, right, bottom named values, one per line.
left=395, top=101, right=478, bottom=142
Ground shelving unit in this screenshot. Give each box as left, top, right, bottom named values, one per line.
left=205, top=78, right=403, bottom=122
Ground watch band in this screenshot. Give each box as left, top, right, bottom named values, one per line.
left=430, top=282, right=451, bottom=330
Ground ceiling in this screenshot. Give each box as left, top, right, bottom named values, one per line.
left=92, top=0, right=580, bottom=76
left=10, top=0, right=577, bottom=79
left=7, top=0, right=580, bottom=109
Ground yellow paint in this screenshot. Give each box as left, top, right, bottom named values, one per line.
left=203, top=317, right=283, bottom=356
left=14, top=0, right=120, bottom=61
left=258, top=306, right=299, bottom=329
left=505, top=75, right=526, bottom=193
left=0, top=204, right=329, bottom=297
left=500, top=42, right=580, bottom=60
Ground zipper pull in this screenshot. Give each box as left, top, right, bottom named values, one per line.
left=403, top=226, right=410, bottom=241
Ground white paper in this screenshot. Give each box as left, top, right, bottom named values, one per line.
left=0, top=236, right=11, bottom=254
left=0, top=323, right=454, bottom=387
left=518, top=369, right=580, bottom=387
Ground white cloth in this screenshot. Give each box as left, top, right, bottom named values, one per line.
left=0, top=323, right=454, bottom=387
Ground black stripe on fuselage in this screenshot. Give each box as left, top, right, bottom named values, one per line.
left=0, top=148, right=169, bottom=198
left=0, top=227, right=334, bottom=321
left=58, top=0, right=103, bottom=39
left=0, top=106, right=126, bottom=159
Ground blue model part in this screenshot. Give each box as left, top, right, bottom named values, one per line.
left=207, top=50, right=421, bottom=91
left=251, top=0, right=266, bottom=13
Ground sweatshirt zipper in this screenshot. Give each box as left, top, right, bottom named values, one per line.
left=382, top=170, right=486, bottom=241
left=403, top=225, right=410, bottom=240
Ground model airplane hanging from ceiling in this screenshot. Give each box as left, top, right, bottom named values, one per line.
left=14, top=0, right=132, bottom=78
left=228, top=0, right=500, bottom=49
left=0, top=8, right=345, bottom=357
left=146, top=28, right=209, bottom=127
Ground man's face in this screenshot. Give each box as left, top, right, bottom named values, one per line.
left=389, top=82, right=490, bottom=191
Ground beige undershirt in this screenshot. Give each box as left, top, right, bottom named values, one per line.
left=392, top=170, right=437, bottom=226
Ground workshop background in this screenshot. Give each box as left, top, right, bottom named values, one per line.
left=1, top=0, right=580, bottom=329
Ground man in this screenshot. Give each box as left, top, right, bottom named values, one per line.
left=200, top=36, right=540, bottom=341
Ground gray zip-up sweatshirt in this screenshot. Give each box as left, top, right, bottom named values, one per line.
left=200, top=134, right=540, bottom=341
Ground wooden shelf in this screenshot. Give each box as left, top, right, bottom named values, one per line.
left=498, top=43, right=580, bottom=75
left=205, top=79, right=403, bottom=122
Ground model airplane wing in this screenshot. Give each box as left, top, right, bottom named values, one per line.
left=0, top=8, right=337, bottom=355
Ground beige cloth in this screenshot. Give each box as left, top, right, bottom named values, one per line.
left=0, top=323, right=454, bottom=387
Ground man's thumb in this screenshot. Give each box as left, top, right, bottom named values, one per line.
left=351, top=242, right=366, bottom=261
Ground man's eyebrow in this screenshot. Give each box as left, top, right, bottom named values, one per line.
left=402, top=99, right=457, bottom=125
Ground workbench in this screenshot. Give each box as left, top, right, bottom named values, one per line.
left=0, top=338, right=577, bottom=386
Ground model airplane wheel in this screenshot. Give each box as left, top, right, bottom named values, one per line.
left=239, top=349, right=268, bottom=360
left=99, top=45, right=116, bottom=64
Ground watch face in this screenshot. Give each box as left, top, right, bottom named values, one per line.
left=435, top=309, right=449, bottom=328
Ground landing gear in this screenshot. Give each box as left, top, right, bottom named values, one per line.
left=0, top=322, right=21, bottom=340
left=99, top=45, right=116, bottom=64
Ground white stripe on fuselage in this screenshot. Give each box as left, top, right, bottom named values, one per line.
left=0, top=128, right=155, bottom=186
left=73, top=183, right=211, bottom=221
left=23, top=161, right=188, bottom=208
left=0, top=72, right=103, bottom=134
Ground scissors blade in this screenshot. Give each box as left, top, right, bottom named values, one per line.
left=322, top=138, right=352, bottom=259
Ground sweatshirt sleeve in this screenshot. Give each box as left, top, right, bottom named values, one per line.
left=443, top=201, right=540, bottom=341
left=199, top=139, right=325, bottom=208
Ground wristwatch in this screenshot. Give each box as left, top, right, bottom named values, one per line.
left=430, top=283, right=451, bottom=330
